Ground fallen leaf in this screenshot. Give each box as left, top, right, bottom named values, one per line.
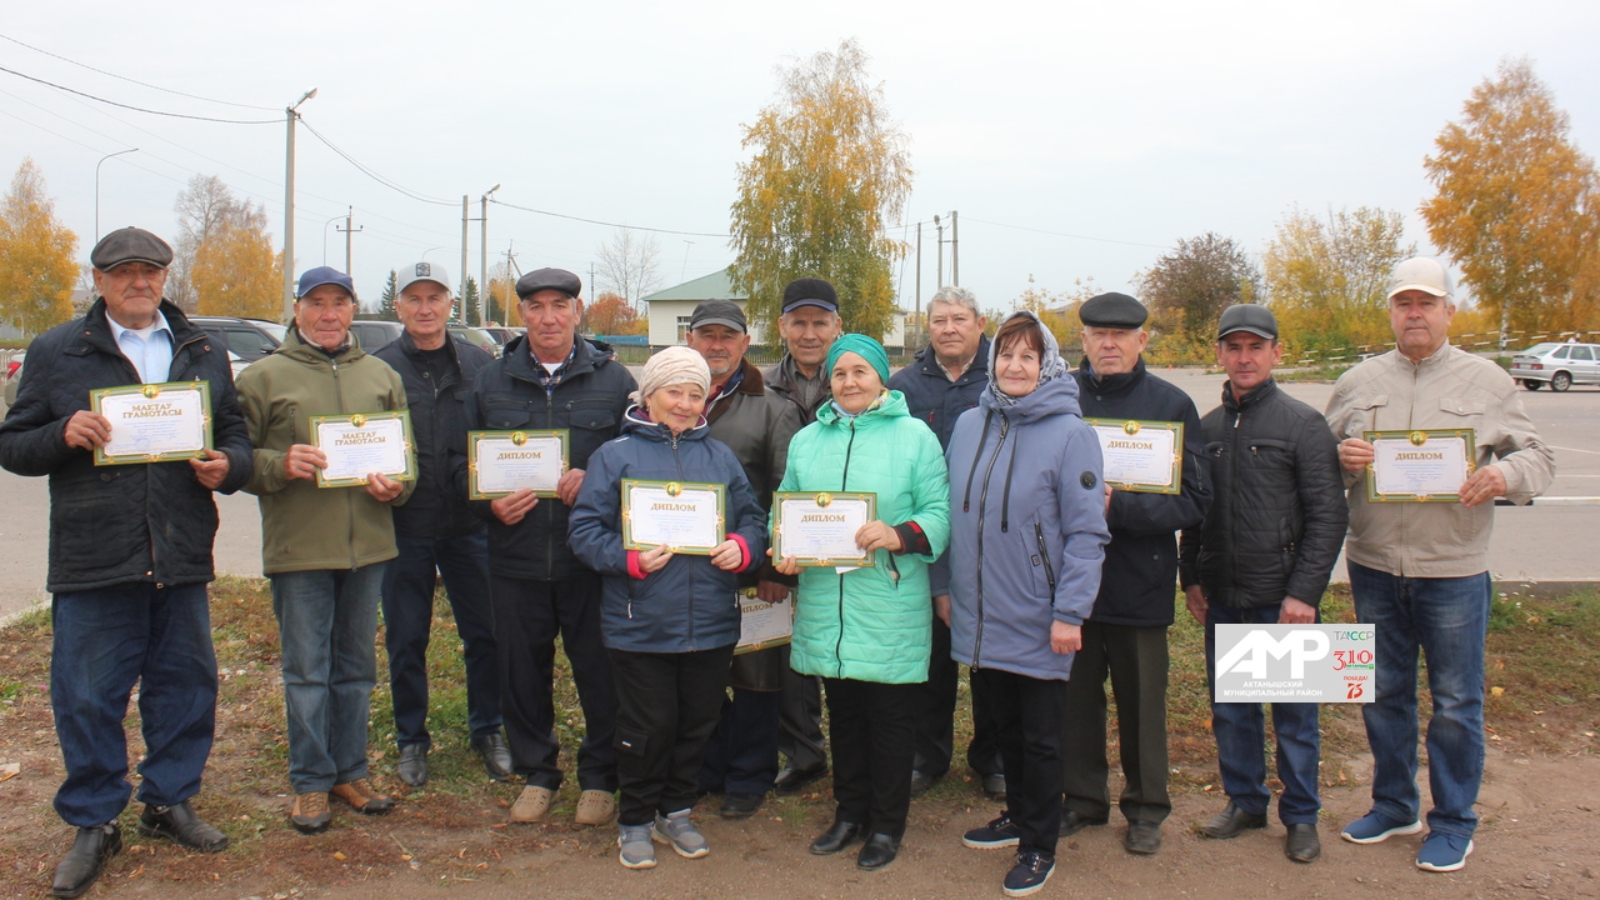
left=1490, top=686, right=1505, bottom=698
left=333, top=851, right=347, bottom=861
left=0, top=762, right=20, bottom=782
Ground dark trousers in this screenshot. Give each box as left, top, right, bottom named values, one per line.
left=490, top=571, right=617, bottom=791
left=824, top=678, right=918, bottom=839
left=915, top=616, right=1003, bottom=777
left=1061, top=621, right=1171, bottom=824
left=381, top=529, right=501, bottom=748
left=50, top=583, right=217, bottom=827
left=978, top=667, right=1067, bottom=855
left=700, top=687, right=783, bottom=795
left=609, top=644, right=735, bottom=826
left=779, top=667, right=828, bottom=771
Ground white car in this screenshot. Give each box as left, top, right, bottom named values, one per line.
left=1510, top=341, right=1600, bottom=391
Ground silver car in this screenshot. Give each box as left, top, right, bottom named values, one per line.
left=1510, top=341, right=1600, bottom=392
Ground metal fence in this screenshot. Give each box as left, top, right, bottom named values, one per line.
left=1288, top=329, right=1600, bottom=368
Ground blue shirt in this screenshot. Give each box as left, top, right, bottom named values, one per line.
left=107, top=311, right=175, bottom=384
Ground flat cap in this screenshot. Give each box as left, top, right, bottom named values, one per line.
left=1078, top=292, right=1148, bottom=329
left=90, top=227, right=173, bottom=271
left=782, top=277, right=839, bottom=314
left=296, top=266, right=355, bottom=299
left=1216, top=303, right=1277, bottom=340
left=690, top=298, right=747, bottom=333
left=516, top=267, right=582, bottom=300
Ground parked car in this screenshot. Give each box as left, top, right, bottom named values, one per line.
left=481, top=326, right=517, bottom=348
left=448, top=324, right=501, bottom=358
left=349, top=320, right=404, bottom=350
left=3, top=353, right=25, bottom=407
left=1510, top=341, right=1600, bottom=392
left=190, top=316, right=286, bottom=362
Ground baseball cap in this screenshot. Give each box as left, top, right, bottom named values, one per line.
left=90, top=227, right=173, bottom=271
left=397, top=261, right=451, bottom=295
left=781, top=277, right=839, bottom=314
left=296, top=266, right=356, bottom=300
left=1387, top=257, right=1454, bottom=300
left=1216, top=304, right=1278, bottom=340
left=689, top=299, right=747, bottom=333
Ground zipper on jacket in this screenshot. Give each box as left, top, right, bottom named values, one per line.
left=333, top=359, right=359, bottom=571
left=1034, top=523, right=1057, bottom=595
left=669, top=432, right=698, bottom=650
left=835, top=419, right=858, bottom=677
left=971, top=414, right=1011, bottom=669
left=1228, top=406, right=1241, bottom=595
left=544, top=392, right=555, bottom=579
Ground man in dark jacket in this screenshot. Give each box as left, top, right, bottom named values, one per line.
left=886, top=286, right=1003, bottom=799
left=1062, top=292, right=1211, bottom=856
left=762, top=277, right=842, bottom=794
left=1178, top=304, right=1346, bottom=864
left=460, top=268, right=636, bottom=827
left=686, top=299, right=803, bottom=818
left=0, top=228, right=251, bottom=897
left=373, top=263, right=506, bottom=788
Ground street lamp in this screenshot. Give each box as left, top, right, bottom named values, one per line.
left=321, top=213, right=345, bottom=265
left=282, top=87, right=318, bottom=320
left=94, top=148, right=138, bottom=243
left=480, top=184, right=499, bottom=324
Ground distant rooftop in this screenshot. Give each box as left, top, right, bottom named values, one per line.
left=640, top=267, right=743, bottom=304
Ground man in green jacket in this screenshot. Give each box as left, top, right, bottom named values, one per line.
left=236, top=267, right=414, bottom=835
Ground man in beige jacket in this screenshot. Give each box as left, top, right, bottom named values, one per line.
left=1324, top=257, right=1554, bottom=874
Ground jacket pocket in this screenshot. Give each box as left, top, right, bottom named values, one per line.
left=1354, top=394, right=1390, bottom=434
left=1033, top=523, right=1057, bottom=596
left=615, top=725, right=650, bottom=758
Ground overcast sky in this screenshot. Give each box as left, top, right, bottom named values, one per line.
left=3, top=0, right=1597, bottom=318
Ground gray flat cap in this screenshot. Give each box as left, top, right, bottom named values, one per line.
left=1216, top=304, right=1277, bottom=340
left=515, top=267, right=582, bottom=300
left=90, top=227, right=173, bottom=271
left=1078, top=292, right=1148, bottom=329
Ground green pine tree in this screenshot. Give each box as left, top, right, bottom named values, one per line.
left=378, top=269, right=399, bottom=321
left=462, top=275, right=482, bottom=325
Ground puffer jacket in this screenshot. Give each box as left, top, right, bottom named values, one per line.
left=887, top=336, right=990, bottom=450
left=1179, top=377, right=1348, bottom=609
left=0, top=299, right=253, bottom=592
left=778, top=390, right=951, bottom=684
left=568, top=409, right=767, bottom=653
left=946, top=377, right=1110, bottom=681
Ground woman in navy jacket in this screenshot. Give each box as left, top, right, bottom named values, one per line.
left=569, top=347, right=767, bottom=870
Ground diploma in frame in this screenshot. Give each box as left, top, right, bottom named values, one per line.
left=771, top=491, right=877, bottom=567
left=735, top=588, right=793, bottom=655
left=620, top=478, right=727, bottom=555
left=310, top=410, right=417, bottom=488
left=1364, top=428, right=1475, bottom=503
left=468, top=429, right=568, bottom=499
left=1084, top=418, right=1184, bottom=494
left=90, top=381, right=214, bottom=465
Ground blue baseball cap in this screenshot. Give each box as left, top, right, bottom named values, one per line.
left=296, top=266, right=356, bottom=300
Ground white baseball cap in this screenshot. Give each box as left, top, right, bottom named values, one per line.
left=397, top=261, right=452, bottom=295
left=1387, top=257, right=1454, bottom=300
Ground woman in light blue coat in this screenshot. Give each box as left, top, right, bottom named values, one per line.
left=944, top=311, right=1110, bottom=898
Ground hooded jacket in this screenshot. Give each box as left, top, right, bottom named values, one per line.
left=778, top=390, right=951, bottom=684
left=567, top=409, right=768, bottom=653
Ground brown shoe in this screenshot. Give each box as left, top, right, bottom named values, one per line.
left=510, top=785, right=554, bottom=823
left=291, top=792, right=331, bottom=834
left=574, top=789, right=616, bottom=826
left=331, top=780, right=395, bottom=815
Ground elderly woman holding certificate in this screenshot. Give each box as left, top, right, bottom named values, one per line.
left=943, top=311, right=1111, bottom=897
left=772, top=334, right=950, bottom=873
left=568, top=347, right=767, bottom=870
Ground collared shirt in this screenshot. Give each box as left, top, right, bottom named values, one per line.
left=939, top=353, right=977, bottom=383
left=107, top=310, right=174, bottom=384
left=530, top=339, right=578, bottom=395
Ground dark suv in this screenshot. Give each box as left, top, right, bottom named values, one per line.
left=191, top=316, right=287, bottom=362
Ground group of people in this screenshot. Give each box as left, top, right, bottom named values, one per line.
left=0, top=224, right=1553, bottom=899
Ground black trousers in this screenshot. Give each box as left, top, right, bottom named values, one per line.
left=824, top=678, right=918, bottom=839
left=490, top=571, right=617, bottom=791
left=779, top=667, right=828, bottom=771
left=1061, top=621, right=1171, bottom=824
left=915, top=616, right=1004, bottom=777
left=976, top=667, right=1066, bottom=855
left=700, top=687, right=782, bottom=794
left=609, top=644, right=735, bottom=826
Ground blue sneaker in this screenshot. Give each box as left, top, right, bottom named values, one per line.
left=1341, top=811, right=1423, bottom=844
left=962, top=812, right=1022, bottom=849
left=1416, top=832, right=1474, bottom=872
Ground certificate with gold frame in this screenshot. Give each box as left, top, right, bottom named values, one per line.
left=468, top=429, right=568, bottom=499
left=89, top=381, right=213, bottom=465
left=1364, top=429, right=1475, bottom=503
left=735, top=588, right=793, bottom=655
left=771, top=491, right=877, bottom=567
left=1084, top=418, right=1184, bottom=494
left=620, top=478, right=726, bottom=555
left=310, top=410, right=417, bottom=488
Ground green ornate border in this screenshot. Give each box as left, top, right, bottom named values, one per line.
left=1084, top=417, right=1184, bottom=495
left=1363, top=428, right=1475, bottom=503
left=89, top=381, right=213, bottom=466
left=620, top=478, right=727, bottom=555
left=309, top=410, right=417, bottom=488
left=770, top=491, right=878, bottom=567
left=467, top=429, right=569, bottom=499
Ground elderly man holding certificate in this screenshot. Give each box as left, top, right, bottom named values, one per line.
left=236, top=266, right=414, bottom=835
left=1325, top=258, right=1554, bottom=873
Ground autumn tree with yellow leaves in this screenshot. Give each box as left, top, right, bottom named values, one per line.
left=0, top=158, right=78, bottom=336
left=729, top=39, right=912, bottom=342
left=171, top=175, right=283, bottom=320
left=1262, top=205, right=1416, bottom=356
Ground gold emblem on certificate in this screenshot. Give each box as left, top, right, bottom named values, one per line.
left=771, top=491, right=877, bottom=567
left=735, top=587, right=793, bottom=655
left=310, top=410, right=417, bottom=488
left=1083, top=418, right=1184, bottom=494
left=620, top=478, right=726, bottom=555
left=468, top=429, right=568, bottom=499
left=89, top=381, right=213, bottom=465
left=1364, top=429, right=1476, bottom=503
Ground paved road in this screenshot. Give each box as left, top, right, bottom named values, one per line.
left=2, top=369, right=1596, bottom=622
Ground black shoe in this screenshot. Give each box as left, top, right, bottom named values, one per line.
left=138, top=801, right=228, bottom=852
left=981, top=773, right=1007, bottom=801
left=52, top=823, right=121, bottom=899
left=1285, top=823, right=1321, bottom=863
left=1124, top=820, right=1162, bottom=855
left=721, top=792, right=763, bottom=819
left=809, top=819, right=864, bottom=855
left=856, top=833, right=900, bottom=871
left=774, top=762, right=828, bottom=796
left=1002, top=849, right=1055, bottom=898
left=473, top=733, right=514, bottom=782
left=1059, top=809, right=1109, bottom=837
left=909, top=769, right=938, bottom=796
left=1198, top=801, right=1268, bottom=839
left=397, top=744, right=429, bottom=787
left=962, top=811, right=1022, bottom=849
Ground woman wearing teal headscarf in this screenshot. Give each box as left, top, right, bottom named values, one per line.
left=773, top=334, right=951, bottom=872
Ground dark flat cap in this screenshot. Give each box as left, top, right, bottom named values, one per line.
left=516, top=268, right=582, bottom=300
left=90, top=227, right=173, bottom=271
left=782, top=277, right=838, bottom=314
left=1216, top=303, right=1277, bottom=340
left=1078, top=292, right=1148, bottom=329
left=690, top=298, right=746, bottom=333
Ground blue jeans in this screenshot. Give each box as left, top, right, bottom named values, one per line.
left=1204, top=603, right=1321, bottom=825
left=50, top=583, right=218, bottom=826
left=1348, top=562, right=1491, bottom=839
left=381, top=529, right=501, bottom=748
left=271, top=564, right=386, bottom=793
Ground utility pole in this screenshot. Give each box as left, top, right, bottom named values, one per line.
left=934, top=214, right=944, bottom=290
left=480, top=185, right=499, bottom=325
left=337, top=206, right=362, bottom=274
left=914, top=222, right=922, bottom=350
left=460, top=196, right=470, bottom=321
left=951, top=210, right=959, bottom=286
left=283, top=88, right=317, bottom=320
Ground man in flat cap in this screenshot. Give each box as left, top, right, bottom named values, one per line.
left=371, top=263, right=509, bottom=788
left=1060, top=292, right=1210, bottom=856
left=460, top=267, right=636, bottom=826
left=236, top=266, right=413, bottom=835
left=686, top=299, right=803, bottom=818
left=0, top=227, right=253, bottom=897
left=1179, top=304, right=1346, bottom=863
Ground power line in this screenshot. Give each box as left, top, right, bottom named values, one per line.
left=0, top=64, right=278, bottom=124
left=296, top=118, right=458, bottom=207
left=960, top=216, right=1170, bottom=250
left=0, top=32, right=279, bottom=111
left=491, top=197, right=731, bottom=238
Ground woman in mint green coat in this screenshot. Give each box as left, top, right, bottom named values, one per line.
left=773, top=334, right=950, bottom=872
